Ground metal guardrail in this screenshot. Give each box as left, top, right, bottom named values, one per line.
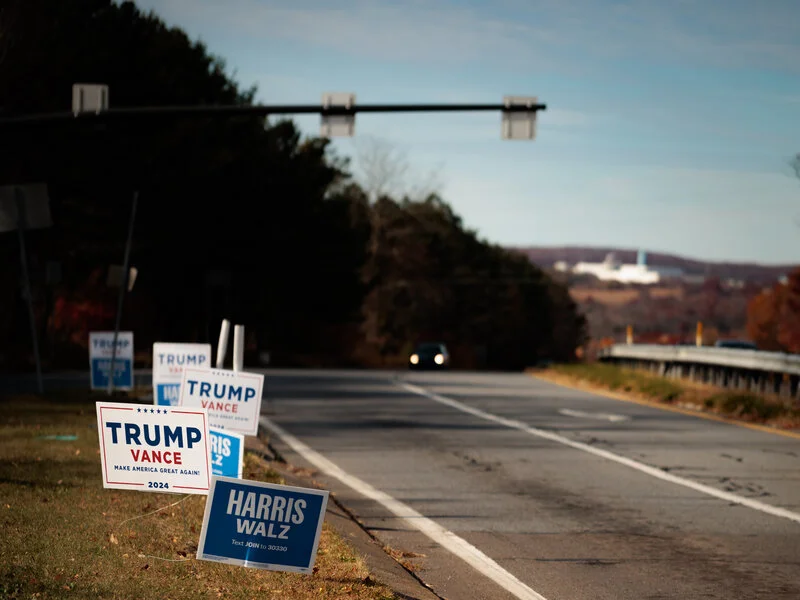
left=600, top=344, right=800, bottom=377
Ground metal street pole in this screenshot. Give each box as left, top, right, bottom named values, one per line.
left=107, top=191, right=138, bottom=395
left=0, top=101, right=547, bottom=129
left=14, top=188, right=44, bottom=394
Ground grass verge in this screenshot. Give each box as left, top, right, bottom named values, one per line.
left=0, top=392, right=396, bottom=600
left=531, top=362, right=800, bottom=429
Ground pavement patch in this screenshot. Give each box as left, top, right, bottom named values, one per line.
left=558, top=408, right=630, bottom=422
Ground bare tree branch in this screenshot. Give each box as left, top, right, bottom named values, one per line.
left=406, top=158, right=446, bottom=202
left=351, top=135, right=445, bottom=203
left=351, top=135, right=409, bottom=202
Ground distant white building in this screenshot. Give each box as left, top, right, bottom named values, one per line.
left=558, top=250, right=684, bottom=285
left=553, top=260, right=570, bottom=272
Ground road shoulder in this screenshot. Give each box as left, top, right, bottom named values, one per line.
left=248, top=433, right=442, bottom=600
left=529, top=368, right=800, bottom=440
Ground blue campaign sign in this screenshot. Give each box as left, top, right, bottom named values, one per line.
left=197, top=476, right=329, bottom=574
left=89, top=332, right=134, bottom=391
left=156, top=383, right=180, bottom=406
left=209, top=428, right=244, bottom=479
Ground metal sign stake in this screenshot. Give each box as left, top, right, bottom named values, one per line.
left=107, top=191, right=138, bottom=395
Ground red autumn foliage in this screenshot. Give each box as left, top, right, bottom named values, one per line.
left=777, top=268, right=800, bottom=353
left=49, top=268, right=116, bottom=349
left=50, top=296, right=115, bottom=347
left=746, top=267, right=800, bottom=353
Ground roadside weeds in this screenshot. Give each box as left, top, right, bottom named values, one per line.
left=0, top=393, right=397, bottom=600
left=530, top=363, right=800, bottom=430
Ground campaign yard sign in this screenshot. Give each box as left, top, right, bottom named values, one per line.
left=152, top=342, right=212, bottom=406
left=89, top=331, right=134, bottom=391
left=179, top=368, right=264, bottom=436
left=209, top=427, right=244, bottom=479
left=95, top=401, right=212, bottom=495
left=197, top=476, right=329, bottom=574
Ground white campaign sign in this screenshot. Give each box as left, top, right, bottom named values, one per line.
left=152, top=342, right=212, bottom=406
left=95, top=401, right=212, bottom=495
left=179, top=368, right=264, bottom=436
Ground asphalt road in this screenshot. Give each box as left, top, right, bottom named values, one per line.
left=259, top=369, right=800, bottom=600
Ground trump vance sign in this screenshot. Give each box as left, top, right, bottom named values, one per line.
left=95, top=401, right=212, bottom=495
left=197, top=477, right=329, bottom=573
left=152, top=342, right=212, bottom=406
left=179, top=368, right=264, bottom=436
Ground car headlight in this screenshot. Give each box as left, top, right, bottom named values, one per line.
left=410, top=354, right=419, bottom=364
left=434, top=353, right=444, bottom=365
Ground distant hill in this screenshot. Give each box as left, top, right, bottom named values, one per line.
left=511, top=246, right=794, bottom=284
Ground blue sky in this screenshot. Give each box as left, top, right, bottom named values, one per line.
left=135, top=0, right=800, bottom=264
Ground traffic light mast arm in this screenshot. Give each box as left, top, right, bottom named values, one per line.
left=0, top=102, right=546, bottom=127
left=1, top=86, right=544, bottom=140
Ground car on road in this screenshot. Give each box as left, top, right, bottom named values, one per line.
left=408, top=342, right=450, bottom=370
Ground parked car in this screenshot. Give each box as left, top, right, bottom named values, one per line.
left=408, top=342, right=450, bottom=370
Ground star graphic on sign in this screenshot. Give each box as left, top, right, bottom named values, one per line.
left=136, top=408, right=141, bottom=413
left=150, top=408, right=155, bottom=414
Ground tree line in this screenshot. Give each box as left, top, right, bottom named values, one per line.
left=747, top=268, right=800, bottom=353
left=0, top=0, right=585, bottom=372
left=746, top=155, right=800, bottom=353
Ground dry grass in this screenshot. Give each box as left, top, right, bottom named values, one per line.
left=0, top=393, right=396, bottom=600
left=532, top=363, right=800, bottom=430
left=569, top=286, right=684, bottom=306
left=648, top=287, right=685, bottom=300
left=569, top=288, right=641, bottom=305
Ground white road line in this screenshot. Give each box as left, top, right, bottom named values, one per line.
left=397, top=381, right=800, bottom=526
left=259, top=416, right=550, bottom=600
left=558, top=408, right=630, bottom=422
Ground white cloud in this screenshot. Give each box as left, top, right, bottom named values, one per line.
left=145, top=0, right=800, bottom=74
left=147, top=0, right=558, bottom=67
left=502, top=0, right=800, bottom=71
